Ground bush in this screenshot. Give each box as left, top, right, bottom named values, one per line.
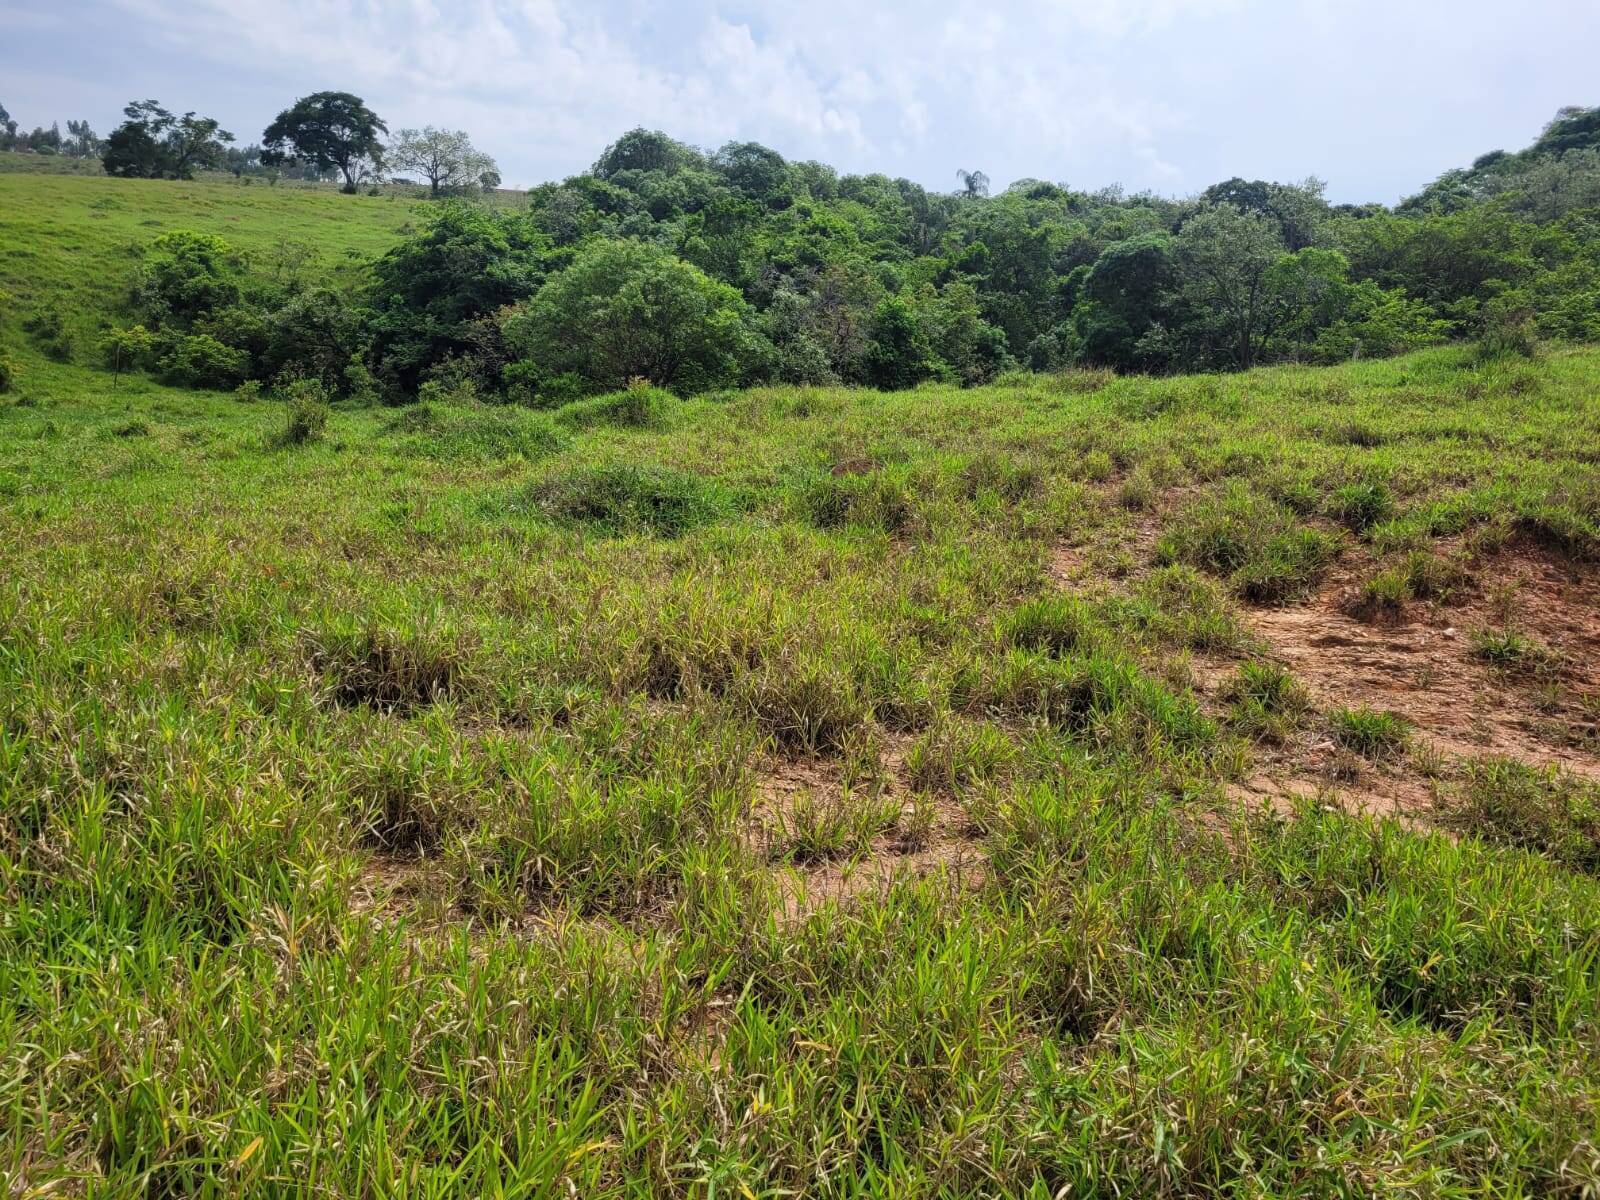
left=101, top=325, right=158, bottom=373
left=524, top=464, right=734, bottom=537
left=132, top=231, right=243, bottom=326
left=554, top=381, right=674, bottom=429
left=1475, top=308, right=1540, bottom=361
left=280, top=381, right=331, bottom=446
left=158, top=334, right=249, bottom=389
left=502, top=239, right=770, bottom=396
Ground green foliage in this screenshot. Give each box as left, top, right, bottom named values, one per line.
left=279, top=380, right=331, bottom=445
left=554, top=381, right=674, bottom=430
left=157, top=332, right=248, bottom=389
left=525, top=463, right=735, bottom=536
left=1329, top=706, right=1411, bottom=758
left=0, top=352, right=13, bottom=393
left=1224, top=660, right=1311, bottom=740
left=504, top=239, right=768, bottom=397
left=864, top=294, right=937, bottom=390
left=102, top=99, right=234, bottom=180
left=1327, top=480, right=1395, bottom=532
left=1158, top=485, right=1338, bottom=602
left=261, top=91, right=386, bottom=192
left=366, top=202, right=547, bottom=397
left=1437, top=757, right=1600, bottom=872
left=100, top=324, right=157, bottom=373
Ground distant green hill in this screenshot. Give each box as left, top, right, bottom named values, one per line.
left=0, top=164, right=419, bottom=358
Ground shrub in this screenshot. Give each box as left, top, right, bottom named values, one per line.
left=525, top=464, right=734, bottom=537
left=234, top=379, right=264, bottom=403
left=132, top=230, right=243, bottom=326
left=280, top=381, right=331, bottom=446
left=554, top=381, right=674, bottom=430
left=101, top=325, right=158, bottom=373
left=158, top=334, right=249, bottom=389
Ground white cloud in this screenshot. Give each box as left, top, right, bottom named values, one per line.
left=19, top=0, right=1598, bottom=200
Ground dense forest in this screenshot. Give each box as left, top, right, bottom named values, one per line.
left=9, top=96, right=1600, bottom=402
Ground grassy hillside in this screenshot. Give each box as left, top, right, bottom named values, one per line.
left=3, top=173, right=1600, bottom=1195
left=0, top=165, right=419, bottom=359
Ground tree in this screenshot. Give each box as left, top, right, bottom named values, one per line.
left=262, top=92, right=386, bottom=192
left=503, top=239, right=768, bottom=396
left=0, top=102, right=17, bottom=151
left=712, top=141, right=791, bottom=207
left=1534, top=106, right=1600, bottom=157
left=1173, top=204, right=1286, bottom=369
left=1072, top=233, right=1176, bottom=370
left=864, top=295, right=937, bottom=390
left=65, top=120, right=100, bottom=158
left=386, top=127, right=499, bottom=196
left=956, top=169, right=991, bottom=199
left=366, top=203, right=550, bottom=395
left=593, top=128, right=700, bottom=179
left=102, top=101, right=233, bottom=179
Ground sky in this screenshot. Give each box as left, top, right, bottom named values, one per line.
left=4, top=0, right=1596, bottom=203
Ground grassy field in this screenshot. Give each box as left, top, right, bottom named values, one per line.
left=3, top=171, right=1600, bottom=1196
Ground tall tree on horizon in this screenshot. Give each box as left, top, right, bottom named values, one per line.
left=262, top=92, right=386, bottom=192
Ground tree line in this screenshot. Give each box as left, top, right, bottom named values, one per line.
left=12, top=91, right=1598, bottom=397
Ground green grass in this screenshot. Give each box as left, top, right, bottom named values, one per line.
left=3, top=169, right=1600, bottom=1195
left=1330, top=705, right=1413, bottom=758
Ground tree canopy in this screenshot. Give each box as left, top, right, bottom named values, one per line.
left=261, top=92, right=386, bottom=192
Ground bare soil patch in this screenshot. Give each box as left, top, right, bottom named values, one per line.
left=752, top=735, right=988, bottom=919
left=1233, top=539, right=1600, bottom=816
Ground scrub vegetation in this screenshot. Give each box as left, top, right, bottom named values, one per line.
left=2, top=108, right=1600, bottom=1196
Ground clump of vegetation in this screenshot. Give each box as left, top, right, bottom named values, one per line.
left=22, top=302, right=73, bottom=361
left=0, top=352, right=14, bottom=394
left=1436, top=757, right=1600, bottom=872
left=1158, top=485, right=1338, bottom=603
left=388, top=400, right=565, bottom=462
left=1327, top=480, right=1396, bottom=533
left=525, top=463, right=735, bottom=536
left=772, top=787, right=901, bottom=864
left=905, top=717, right=1018, bottom=795
left=307, top=622, right=470, bottom=712
left=1353, top=549, right=1470, bottom=617
left=796, top=467, right=914, bottom=533
left=1224, top=661, right=1312, bottom=741
left=279, top=383, right=331, bottom=445
left=1470, top=625, right=1552, bottom=669
left=1475, top=308, right=1540, bottom=362
left=554, top=381, right=675, bottom=430
left=1000, top=595, right=1099, bottom=657
left=1329, top=705, right=1412, bottom=758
